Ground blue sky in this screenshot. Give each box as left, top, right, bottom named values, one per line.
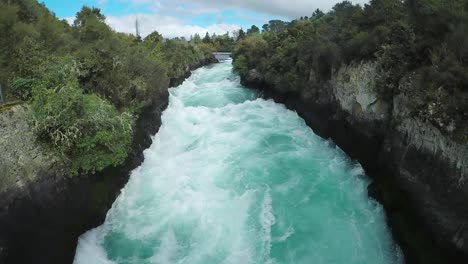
left=42, top=0, right=368, bottom=38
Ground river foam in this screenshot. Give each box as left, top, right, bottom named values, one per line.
left=74, top=61, right=403, bottom=264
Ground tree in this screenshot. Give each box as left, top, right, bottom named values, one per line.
left=192, top=33, right=202, bottom=44
left=311, top=9, right=325, bottom=20
left=262, top=20, right=287, bottom=34
left=73, top=6, right=105, bottom=28
left=73, top=6, right=111, bottom=42
left=247, top=25, right=260, bottom=35
left=144, top=31, right=163, bottom=44
left=238, top=28, right=246, bottom=40
left=203, top=32, right=211, bottom=43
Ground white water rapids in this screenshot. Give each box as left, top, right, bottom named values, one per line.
left=73, top=61, right=403, bottom=264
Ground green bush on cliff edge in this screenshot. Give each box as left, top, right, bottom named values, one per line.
left=31, top=57, right=133, bottom=174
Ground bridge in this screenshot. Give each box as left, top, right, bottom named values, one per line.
left=213, top=52, right=232, bottom=62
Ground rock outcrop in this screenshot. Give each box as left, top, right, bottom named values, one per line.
left=241, top=61, right=468, bottom=264
left=0, top=57, right=216, bottom=264
left=0, top=105, right=58, bottom=193
left=334, top=62, right=391, bottom=123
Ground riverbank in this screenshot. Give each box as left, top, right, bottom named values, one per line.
left=240, top=63, right=468, bottom=264
left=0, top=57, right=217, bottom=264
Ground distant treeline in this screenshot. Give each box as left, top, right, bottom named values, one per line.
left=233, top=0, right=468, bottom=142
left=0, top=0, right=227, bottom=174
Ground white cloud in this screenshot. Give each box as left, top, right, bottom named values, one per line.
left=67, top=0, right=371, bottom=39
left=123, top=0, right=370, bottom=19
left=106, top=14, right=240, bottom=39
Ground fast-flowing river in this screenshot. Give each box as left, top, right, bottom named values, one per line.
left=74, top=61, right=403, bottom=264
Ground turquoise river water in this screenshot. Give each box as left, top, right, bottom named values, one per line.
left=73, top=61, right=404, bottom=264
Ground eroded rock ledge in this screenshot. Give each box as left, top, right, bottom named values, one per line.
left=242, top=61, right=468, bottom=264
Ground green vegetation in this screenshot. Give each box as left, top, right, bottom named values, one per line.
left=233, top=0, right=468, bottom=141
left=29, top=57, right=133, bottom=173
left=193, top=31, right=236, bottom=52
left=0, top=0, right=224, bottom=174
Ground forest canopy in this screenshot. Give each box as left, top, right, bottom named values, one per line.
left=0, top=0, right=230, bottom=174
left=233, top=0, right=468, bottom=142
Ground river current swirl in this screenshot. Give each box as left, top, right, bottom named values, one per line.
left=74, top=61, right=403, bottom=264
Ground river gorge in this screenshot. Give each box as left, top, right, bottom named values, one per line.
left=73, top=61, right=403, bottom=264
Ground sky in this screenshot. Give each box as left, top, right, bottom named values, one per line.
left=42, top=0, right=369, bottom=39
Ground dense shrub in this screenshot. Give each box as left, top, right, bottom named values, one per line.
left=30, top=57, right=133, bottom=174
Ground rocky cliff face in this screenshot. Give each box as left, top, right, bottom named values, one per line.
left=334, top=62, right=391, bottom=123
left=0, top=96, right=167, bottom=264
left=0, top=105, right=57, bottom=193
left=0, top=58, right=216, bottom=264
left=242, top=62, right=468, bottom=264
